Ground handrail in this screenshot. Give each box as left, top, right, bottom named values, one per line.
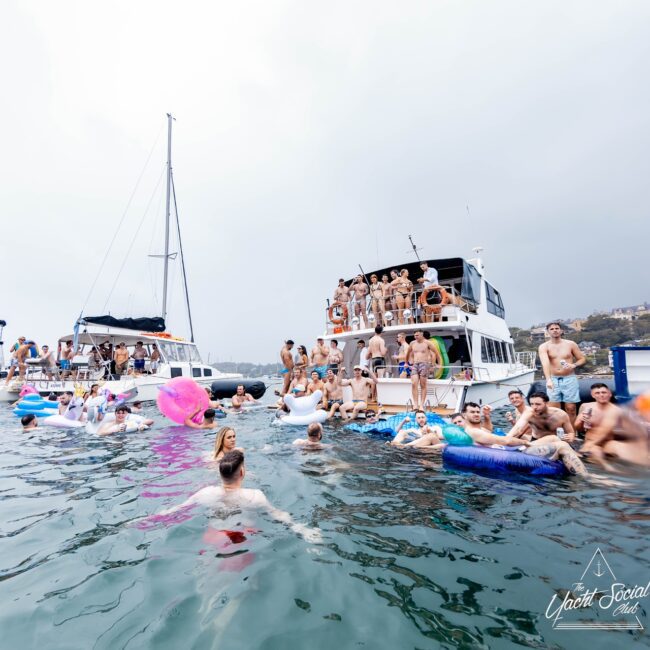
left=325, top=284, right=477, bottom=333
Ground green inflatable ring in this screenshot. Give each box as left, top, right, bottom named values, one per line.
left=432, top=336, right=450, bottom=379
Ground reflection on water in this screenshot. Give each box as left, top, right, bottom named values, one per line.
left=1, top=403, right=649, bottom=649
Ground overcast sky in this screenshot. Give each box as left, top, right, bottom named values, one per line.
left=1, top=1, right=648, bottom=364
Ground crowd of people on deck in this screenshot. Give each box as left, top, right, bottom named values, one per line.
left=331, top=261, right=446, bottom=327
left=3, top=336, right=162, bottom=384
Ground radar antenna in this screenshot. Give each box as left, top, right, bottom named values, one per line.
left=406, top=235, right=423, bottom=261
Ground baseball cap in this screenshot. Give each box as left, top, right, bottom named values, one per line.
left=353, top=365, right=362, bottom=370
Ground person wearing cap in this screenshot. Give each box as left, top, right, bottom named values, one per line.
left=4, top=340, right=37, bottom=384
left=339, top=365, right=377, bottom=421
left=310, top=338, right=329, bottom=379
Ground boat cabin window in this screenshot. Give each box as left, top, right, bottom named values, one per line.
left=485, top=283, right=505, bottom=319
left=204, top=368, right=213, bottom=377
left=170, top=367, right=183, bottom=378
left=481, top=336, right=512, bottom=363
left=192, top=368, right=201, bottom=378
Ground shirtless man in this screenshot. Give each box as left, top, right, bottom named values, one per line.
left=407, top=330, right=438, bottom=410
left=393, top=332, right=410, bottom=378
left=423, top=332, right=444, bottom=377
left=310, top=338, right=330, bottom=379
left=113, top=342, right=130, bottom=376
left=463, top=402, right=587, bottom=476
left=58, top=391, right=84, bottom=421
left=132, top=341, right=149, bottom=375
left=350, top=275, right=369, bottom=328
left=333, top=278, right=350, bottom=305
left=449, top=413, right=465, bottom=427
left=6, top=341, right=37, bottom=383
left=293, top=422, right=325, bottom=449
left=538, top=322, right=586, bottom=424
left=505, top=389, right=532, bottom=440
left=339, top=365, right=377, bottom=421
left=307, top=370, right=325, bottom=395
left=158, top=450, right=321, bottom=542
left=368, top=326, right=388, bottom=378
left=578, top=383, right=649, bottom=469
left=508, top=392, right=576, bottom=443
left=150, top=343, right=161, bottom=374
left=184, top=407, right=220, bottom=430
left=21, top=414, right=39, bottom=431
left=322, top=369, right=344, bottom=418
left=288, top=367, right=309, bottom=394
left=391, top=410, right=444, bottom=449
left=38, top=345, right=57, bottom=380
left=328, top=339, right=343, bottom=375
left=232, top=384, right=256, bottom=411
left=60, top=340, right=74, bottom=380
left=279, top=340, right=295, bottom=396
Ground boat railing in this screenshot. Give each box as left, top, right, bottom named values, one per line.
left=324, top=284, right=477, bottom=335
left=515, top=351, right=537, bottom=370
left=337, top=363, right=476, bottom=381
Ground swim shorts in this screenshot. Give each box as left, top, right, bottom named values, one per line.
left=327, top=399, right=343, bottom=408
left=328, top=364, right=339, bottom=375
left=371, top=357, right=385, bottom=372
left=314, top=365, right=328, bottom=379
left=549, top=375, right=580, bottom=403
left=412, top=362, right=430, bottom=378
left=398, top=361, right=411, bottom=377
left=60, top=359, right=70, bottom=370
left=281, top=368, right=289, bottom=374
left=134, top=359, right=145, bottom=371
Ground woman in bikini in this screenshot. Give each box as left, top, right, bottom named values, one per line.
left=392, top=269, right=414, bottom=324
left=369, top=274, right=385, bottom=323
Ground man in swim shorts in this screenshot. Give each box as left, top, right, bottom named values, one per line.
left=310, top=338, right=330, bottom=378
left=132, top=341, right=148, bottom=375
left=150, top=343, right=160, bottom=374
left=322, top=368, right=345, bottom=419
left=159, top=450, right=322, bottom=542
left=393, top=332, right=411, bottom=378
left=279, top=340, right=295, bottom=396
left=327, top=339, right=343, bottom=375
left=464, top=401, right=587, bottom=476
left=60, top=340, right=74, bottom=380
left=333, top=278, right=350, bottom=305
left=113, top=342, right=130, bottom=376
left=407, top=330, right=437, bottom=410
left=368, top=326, right=388, bottom=378
left=538, top=322, right=586, bottom=425
left=339, top=365, right=377, bottom=421
left=350, top=274, right=369, bottom=328
left=391, top=410, right=444, bottom=449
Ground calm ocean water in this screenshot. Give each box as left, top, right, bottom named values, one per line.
left=1, top=392, right=649, bottom=649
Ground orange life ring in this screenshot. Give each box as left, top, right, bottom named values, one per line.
left=328, top=301, right=349, bottom=325
left=419, top=285, right=450, bottom=314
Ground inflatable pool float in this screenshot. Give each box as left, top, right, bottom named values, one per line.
left=443, top=445, right=566, bottom=476
left=345, top=412, right=450, bottom=438
left=278, top=390, right=328, bottom=426
left=210, top=379, right=266, bottom=400
left=157, top=378, right=210, bottom=424
left=14, top=394, right=59, bottom=418
left=41, top=415, right=86, bottom=429
left=430, top=336, right=450, bottom=379
left=84, top=393, right=148, bottom=433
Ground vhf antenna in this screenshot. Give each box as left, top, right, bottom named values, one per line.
left=406, top=235, right=422, bottom=261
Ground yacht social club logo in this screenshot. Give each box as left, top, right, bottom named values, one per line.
left=545, top=548, right=649, bottom=630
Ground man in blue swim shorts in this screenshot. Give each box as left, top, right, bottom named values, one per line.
left=538, top=322, right=586, bottom=425
left=132, top=341, right=149, bottom=375
left=279, top=340, right=295, bottom=396
left=310, top=337, right=329, bottom=379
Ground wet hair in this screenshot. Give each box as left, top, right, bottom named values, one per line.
left=591, top=382, right=609, bottom=391
left=219, top=449, right=244, bottom=482
left=21, top=414, right=36, bottom=427
left=546, top=322, right=562, bottom=330
left=204, top=408, right=216, bottom=420
left=415, top=409, right=427, bottom=417
left=374, top=325, right=383, bottom=335
left=508, top=389, right=524, bottom=398
left=449, top=412, right=463, bottom=421
left=331, top=339, right=338, bottom=346
left=365, top=409, right=377, bottom=417
left=236, top=384, right=245, bottom=391
left=462, top=402, right=480, bottom=413
left=213, top=426, right=236, bottom=459
left=528, top=391, right=549, bottom=403
left=307, top=422, right=323, bottom=439
left=286, top=340, right=294, bottom=345
left=63, top=391, right=73, bottom=397
left=115, top=405, right=129, bottom=414
left=47, top=393, right=57, bottom=401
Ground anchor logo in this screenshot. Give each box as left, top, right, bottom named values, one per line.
left=594, top=560, right=605, bottom=578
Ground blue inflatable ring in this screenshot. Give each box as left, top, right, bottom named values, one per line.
left=443, top=445, right=565, bottom=476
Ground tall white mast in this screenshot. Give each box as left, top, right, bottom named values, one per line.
left=162, top=113, right=173, bottom=322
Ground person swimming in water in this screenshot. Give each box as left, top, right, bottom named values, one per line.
left=293, top=422, right=326, bottom=449
left=213, top=426, right=243, bottom=461
left=185, top=408, right=221, bottom=430
left=159, top=450, right=321, bottom=542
